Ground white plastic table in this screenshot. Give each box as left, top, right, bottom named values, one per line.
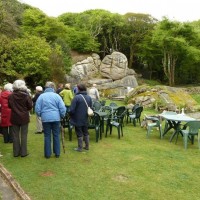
left=159, top=113, right=196, bottom=142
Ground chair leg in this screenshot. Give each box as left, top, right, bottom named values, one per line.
left=191, top=136, right=194, bottom=144
left=133, top=119, right=136, bottom=127
left=146, top=126, right=152, bottom=138
left=121, top=125, right=123, bottom=137
left=95, top=128, right=99, bottom=142
left=159, top=125, right=163, bottom=139
left=117, top=126, right=120, bottom=139
left=105, top=124, right=109, bottom=137
left=183, top=133, right=188, bottom=149
left=198, top=134, right=200, bottom=149
left=110, top=125, right=112, bottom=135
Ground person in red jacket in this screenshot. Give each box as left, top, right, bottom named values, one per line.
left=0, top=83, right=13, bottom=143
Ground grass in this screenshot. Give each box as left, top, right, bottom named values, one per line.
left=191, top=94, right=200, bottom=104
left=1, top=104, right=200, bottom=200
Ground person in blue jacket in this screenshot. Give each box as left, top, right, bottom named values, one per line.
left=35, top=81, right=66, bottom=158
left=69, top=83, right=92, bottom=152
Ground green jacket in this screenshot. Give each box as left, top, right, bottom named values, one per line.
left=59, top=89, right=73, bottom=106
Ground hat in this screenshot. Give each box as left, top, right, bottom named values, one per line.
left=36, top=86, right=43, bottom=92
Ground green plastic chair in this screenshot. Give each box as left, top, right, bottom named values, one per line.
left=129, top=106, right=143, bottom=127
left=88, top=112, right=101, bottom=142
left=92, top=101, right=102, bottom=111
left=180, top=121, right=200, bottom=149
left=105, top=106, right=126, bottom=139
left=146, top=116, right=163, bottom=139
left=61, top=112, right=74, bottom=141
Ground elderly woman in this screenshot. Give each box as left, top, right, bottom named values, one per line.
left=35, top=81, right=66, bottom=158
left=8, top=80, right=33, bottom=157
left=0, top=83, right=13, bottom=143
left=70, top=83, right=92, bottom=152
left=59, top=83, right=73, bottom=112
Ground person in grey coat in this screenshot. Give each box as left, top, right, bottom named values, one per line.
left=69, top=83, right=92, bottom=152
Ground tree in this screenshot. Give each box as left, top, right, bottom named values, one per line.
left=148, top=18, right=200, bottom=86
left=0, top=35, right=52, bottom=86
left=0, top=0, right=24, bottom=38
left=122, top=13, right=157, bottom=69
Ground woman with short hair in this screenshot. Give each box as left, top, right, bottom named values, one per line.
left=35, top=81, right=66, bottom=158
left=8, top=80, right=33, bottom=157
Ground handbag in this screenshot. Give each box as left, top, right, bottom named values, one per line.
left=80, top=94, right=94, bottom=116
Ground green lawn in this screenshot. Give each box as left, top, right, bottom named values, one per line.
left=1, top=108, right=200, bottom=200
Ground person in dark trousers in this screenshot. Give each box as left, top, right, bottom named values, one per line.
left=8, top=80, right=33, bottom=157
left=32, top=86, right=43, bottom=133
left=35, top=81, right=66, bottom=158
left=69, top=83, right=92, bottom=152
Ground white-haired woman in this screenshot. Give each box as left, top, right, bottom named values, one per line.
left=0, top=83, right=13, bottom=143
left=8, top=80, right=33, bottom=157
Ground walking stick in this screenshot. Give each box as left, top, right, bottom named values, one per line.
left=61, top=120, right=66, bottom=154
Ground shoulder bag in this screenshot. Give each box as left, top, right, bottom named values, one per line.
left=80, top=94, right=94, bottom=116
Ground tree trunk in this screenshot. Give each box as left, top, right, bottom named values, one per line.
left=162, top=50, right=176, bottom=86
left=129, top=45, right=134, bottom=68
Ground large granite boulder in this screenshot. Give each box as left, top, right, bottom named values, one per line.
left=70, top=53, right=101, bottom=79
left=100, top=52, right=136, bottom=80
left=68, top=51, right=138, bottom=99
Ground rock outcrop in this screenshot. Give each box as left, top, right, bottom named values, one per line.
left=126, top=85, right=199, bottom=112
left=67, top=51, right=138, bottom=98
left=100, top=52, right=136, bottom=80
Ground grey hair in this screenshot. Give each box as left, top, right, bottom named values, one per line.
left=45, top=81, right=56, bottom=89
left=4, top=83, right=13, bottom=92
left=12, top=80, right=27, bottom=91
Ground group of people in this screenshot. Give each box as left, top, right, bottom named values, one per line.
left=0, top=80, right=100, bottom=158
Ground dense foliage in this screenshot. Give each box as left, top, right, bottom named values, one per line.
left=1, top=0, right=200, bottom=88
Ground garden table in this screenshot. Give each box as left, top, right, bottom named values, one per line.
left=159, top=112, right=196, bottom=142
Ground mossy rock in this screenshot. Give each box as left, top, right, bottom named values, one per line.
left=126, top=85, right=198, bottom=112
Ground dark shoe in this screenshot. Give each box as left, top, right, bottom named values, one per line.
left=45, top=156, right=50, bottom=159
left=83, top=147, right=89, bottom=150
left=21, top=154, right=29, bottom=157
left=55, top=155, right=60, bottom=158
left=74, top=148, right=82, bottom=152
left=35, top=131, right=42, bottom=134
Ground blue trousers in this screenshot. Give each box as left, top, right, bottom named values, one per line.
left=42, top=121, right=60, bottom=158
